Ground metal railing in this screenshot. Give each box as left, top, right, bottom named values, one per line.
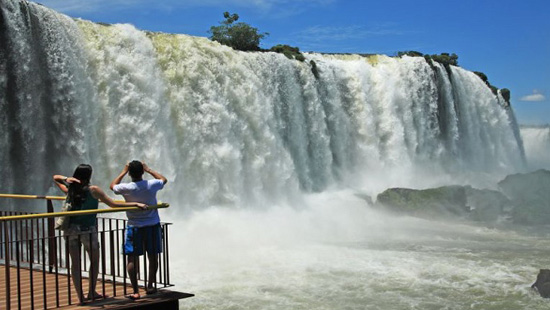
left=0, top=194, right=173, bottom=309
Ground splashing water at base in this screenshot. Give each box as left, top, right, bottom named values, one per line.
left=167, top=191, right=549, bottom=310
left=520, top=126, right=550, bottom=170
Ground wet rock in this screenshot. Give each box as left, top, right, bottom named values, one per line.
left=532, top=269, right=550, bottom=298
left=465, top=187, right=512, bottom=222
left=375, top=186, right=469, bottom=219
left=498, top=169, right=550, bottom=225
left=354, top=192, right=373, bottom=205
left=376, top=185, right=512, bottom=222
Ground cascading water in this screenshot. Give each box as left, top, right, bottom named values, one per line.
left=3, top=1, right=548, bottom=309
left=520, top=125, right=550, bottom=170
left=1, top=1, right=526, bottom=205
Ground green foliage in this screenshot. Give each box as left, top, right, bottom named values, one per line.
left=270, top=44, right=305, bottom=61
left=208, top=12, right=268, bottom=51
left=396, top=51, right=458, bottom=71
left=429, top=53, right=458, bottom=66
left=473, top=71, right=488, bottom=83
left=500, top=88, right=511, bottom=103
left=423, top=55, right=433, bottom=67
left=474, top=71, right=511, bottom=106
left=397, top=51, right=424, bottom=57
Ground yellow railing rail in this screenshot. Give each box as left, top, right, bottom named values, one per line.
left=0, top=203, right=169, bottom=221
left=0, top=193, right=127, bottom=203
left=0, top=193, right=66, bottom=200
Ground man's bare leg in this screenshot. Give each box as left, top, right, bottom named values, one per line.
left=127, top=255, right=140, bottom=298
left=146, top=253, right=158, bottom=293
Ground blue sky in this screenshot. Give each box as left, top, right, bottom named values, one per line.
left=40, top=0, right=550, bottom=125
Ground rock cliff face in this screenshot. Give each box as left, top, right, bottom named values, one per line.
left=498, top=169, right=550, bottom=225
left=376, top=186, right=470, bottom=219
left=532, top=269, right=550, bottom=298
left=376, top=169, right=550, bottom=225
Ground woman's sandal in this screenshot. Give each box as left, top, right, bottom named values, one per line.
left=126, top=293, right=141, bottom=300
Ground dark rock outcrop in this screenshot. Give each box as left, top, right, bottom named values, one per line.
left=498, top=169, right=550, bottom=225
left=376, top=186, right=470, bottom=219
left=532, top=269, right=550, bottom=298
left=465, top=187, right=512, bottom=222
left=376, top=185, right=512, bottom=222
left=375, top=170, right=550, bottom=225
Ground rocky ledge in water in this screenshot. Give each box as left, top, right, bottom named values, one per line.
left=375, top=169, right=550, bottom=225
left=532, top=269, right=550, bottom=298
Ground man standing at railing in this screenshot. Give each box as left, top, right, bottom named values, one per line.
left=110, top=160, right=168, bottom=300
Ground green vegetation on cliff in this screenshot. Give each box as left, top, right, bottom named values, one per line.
left=208, top=12, right=307, bottom=64
left=208, top=12, right=268, bottom=51
left=473, top=71, right=511, bottom=106
left=270, top=44, right=306, bottom=62
left=397, top=51, right=458, bottom=67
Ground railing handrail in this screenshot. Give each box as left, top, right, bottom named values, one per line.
left=0, top=193, right=66, bottom=200
left=0, top=193, right=126, bottom=203
left=0, top=203, right=170, bottom=221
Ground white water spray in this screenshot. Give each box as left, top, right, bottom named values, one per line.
left=520, top=125, right=550, bottom=170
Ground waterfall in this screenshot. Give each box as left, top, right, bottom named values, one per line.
left=1, top=0, right=526, bottom=210
left=520, top=125, right=550, bottom=170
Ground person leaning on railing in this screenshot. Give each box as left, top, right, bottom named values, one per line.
left=53, top=164, right=147, bottom=305
left=110, top=160, right=167, bottom=300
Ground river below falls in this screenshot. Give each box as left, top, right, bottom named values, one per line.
left=165, top=191, right=550, bottom=310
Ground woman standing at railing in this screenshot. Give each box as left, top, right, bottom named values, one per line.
left=53, top=164, right=147, bottom=305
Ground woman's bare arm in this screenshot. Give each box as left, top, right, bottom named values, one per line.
left=52, top=175, right=80, bottom=194
left=89, top=186, right=147, bottom=209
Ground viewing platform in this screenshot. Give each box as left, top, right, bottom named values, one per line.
left=0, top=194, right=193, bottom=309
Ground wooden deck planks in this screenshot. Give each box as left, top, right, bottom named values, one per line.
left=0, top=265, right=191, bottom=309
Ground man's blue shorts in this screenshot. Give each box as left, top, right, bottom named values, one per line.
left=124, top=224, right=163, bottom=256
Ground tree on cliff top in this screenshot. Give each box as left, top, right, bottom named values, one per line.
left=208, top=12, right=268, bottom=51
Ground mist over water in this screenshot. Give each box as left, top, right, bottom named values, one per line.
left=1, top=1, right=548, bottom=309
left=520, top=126, right=550, bottom=170
left=173, top=191, right=549, bottom=310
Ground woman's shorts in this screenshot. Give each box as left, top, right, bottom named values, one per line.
left=124, top=224, right=163, bottom=256
left=64, top=224, right=99, bottom=250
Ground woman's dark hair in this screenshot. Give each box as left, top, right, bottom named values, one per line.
left=67, top=164, right=92, bottom=207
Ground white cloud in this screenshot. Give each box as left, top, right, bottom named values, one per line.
left=38, top=0, right=334, bottom=15
left=520, top=90, right=546, bottom=102
left=38, top=0, right=121, bottom=14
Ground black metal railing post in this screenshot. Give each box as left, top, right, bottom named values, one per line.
left=47, top=199, right=57, bottom=273
left=29, top=238, right=35, bottom=310
left=16, top=240, right=21, bottom=309
left=4, top=221, right=11, bottom=310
